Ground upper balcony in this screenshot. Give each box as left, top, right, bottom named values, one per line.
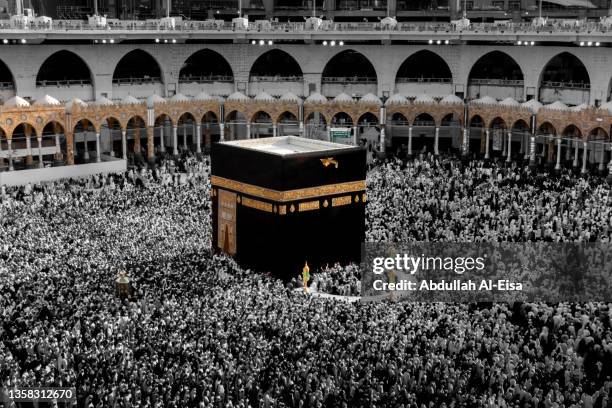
left=1, top=17, right=612, bottom=44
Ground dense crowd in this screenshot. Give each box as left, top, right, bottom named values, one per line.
left=1, top=153, right=612, bottom=408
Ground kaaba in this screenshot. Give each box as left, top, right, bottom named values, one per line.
left=211, top=136, right=366, bottom=278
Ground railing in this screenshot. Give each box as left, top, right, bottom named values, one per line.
left=2, top=19, right=612, bottom=35
left=113, top=77, right=162, bottom=85
left=36, top=79, right=92, bottom=87
left=178, top=75, right=234, bottom=83
left=322, top=76, right=377, bottom=84
left=0, top=82, right=14, bottom=90
left=540, top=81, right=591, bottom=90
left=250, top=75, right=304, bottom=82
left=468, top=79, right=525, bottom=86
left=396, top=77, right=452, bottom=84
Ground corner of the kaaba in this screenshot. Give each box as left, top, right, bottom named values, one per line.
left=210, top=138, right=367, bottom=279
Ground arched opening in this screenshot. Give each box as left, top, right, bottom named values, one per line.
left=587, top=127, right=609, bottom=170
left=331, top=112, right=353, bottom=126
left=413, top=113, right=435, bottom=153
left=305, top=112, right=327, bottom=140
left=201, top=111, right=220, bottom=150
left=7, top=124, right=37, bottom=170
left=539, top=53, right=590, bottom=105
left=250, top=49, right=303, bottom=81
left=226, top=111, right=248, bottom=140
left=154, top=114, right=173, bottom=155
left=126, top=116, right=146, bottom=159
left=439, top=113, right=461, bottom=153
left=387, top=112, right=409, bottom=154
left=511, top=119, right=530, bottom=159
left=249, top=50, right=304, bottom=97
left=467, top=51, right=524, bottom=100
left=357, top=112, right=379, bottom=148
left=113, top=50, right=163, bottom=98
left=37, top=50, right=92, bottom=85
left=179, top=49, right=234, bottom=96
left=321, top=50, right=377, bottom=97
left=36, top=51, right=93, bottom=100
left=277, top=111, right=299, bottom=137
left=180, top=49, right=234, bottom=83
left=468, top=115, right=484, bottom=154
left=73, top=119, right=96, bottom=164
left=251, top=111, right=273, bottom=138
left=100, top=117, right=122, bottom=158
left=536, top=122, right=557, bottom=164
left=488, top=117, right=507, bottom=158
left=0, top=128, right=9, bottom=171
left=330, top=112, right=354, bottom=143
left=178, top=112, right=197, bottom=151
left=562, top=124, right=582, bottom=164
left=41, top=121, right=66, bottom=166
left=395, top=50, right=452, bottom=96
left=0, top=58, right=15, bottom=102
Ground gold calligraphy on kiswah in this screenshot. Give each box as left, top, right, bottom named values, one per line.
left=210, top=176, right=365, bottom=202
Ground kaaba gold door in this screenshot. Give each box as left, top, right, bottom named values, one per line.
left=218, top=189, right=237, bottom=255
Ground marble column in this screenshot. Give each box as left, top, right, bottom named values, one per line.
left=122, top=130, right=127, bottom=160
left=37, top=137, right=43, bottom=168
left=484, top=129, right=490, bottom=159
left=407, top=125, right=413, bottom=156
left=7, top=139, right=13, bottom=171
left=529, top=136, right=536, bottom=166
left=581, top=140, right=588, bottom=174
left=196, top=123, right=202, bottom=154
left=506, top=131, right=512, bottom=162
left=172, top=125, right=178, bottom=155
left=434, top=127, right=440, bottom=155
left=555, top=138, right=562, bottom=170
left=95, top=132, right=101, bottom=163
left=159, top=125, right=166, bottom=153
left=83, top=131, right=90, bottom=161
left=573, top=140, right=579, bottom=167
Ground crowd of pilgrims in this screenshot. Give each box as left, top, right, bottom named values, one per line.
left=1, top=152, right=612, bottom=408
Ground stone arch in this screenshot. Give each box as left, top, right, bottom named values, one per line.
left=276, top=111, right=299, bottom=136
left=0, top=57, right=16, bottom=98
left=113, top=49, right=163, bottom=84
left=588, top=127, right=609, bottom=140
left=249, top=49, right=303, bottom=80
left=322, top=50, right=377, bottom=82
left=126, top=115, right=147, bottom=157
left=331, top=112, right=355, bottom=126
left=304, top=111, right=328, bottom=140
left=251, top=111, right=273, bottom=138
left=154, top=113, right=173, bottom=152
left=36, top=50, right=93, bottom=86
left=225, top=110, right=248, bottom=140
left=562, top=124, right=582, bottom=138
left=467, top=51, right=524, bottom=100
left=100, top=116, right=122, bottom=158
left=72, top=119, right=96, bottom=163
left=389, top=111, right=409, bottom=124
left=180, top=49, right=234, bottom=83
left=537, top=122, right=557, bottom=136
left=177, top=112, right=197, bottom=150
left=395, top=50, right=452, bottom=83
left=413, top=113, right=436, bottom=126
left=538, top=52, right=590, bottom=105
left=489, top=117, right=507, bottom=130
left=321, top=50, right=377, bottom=96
